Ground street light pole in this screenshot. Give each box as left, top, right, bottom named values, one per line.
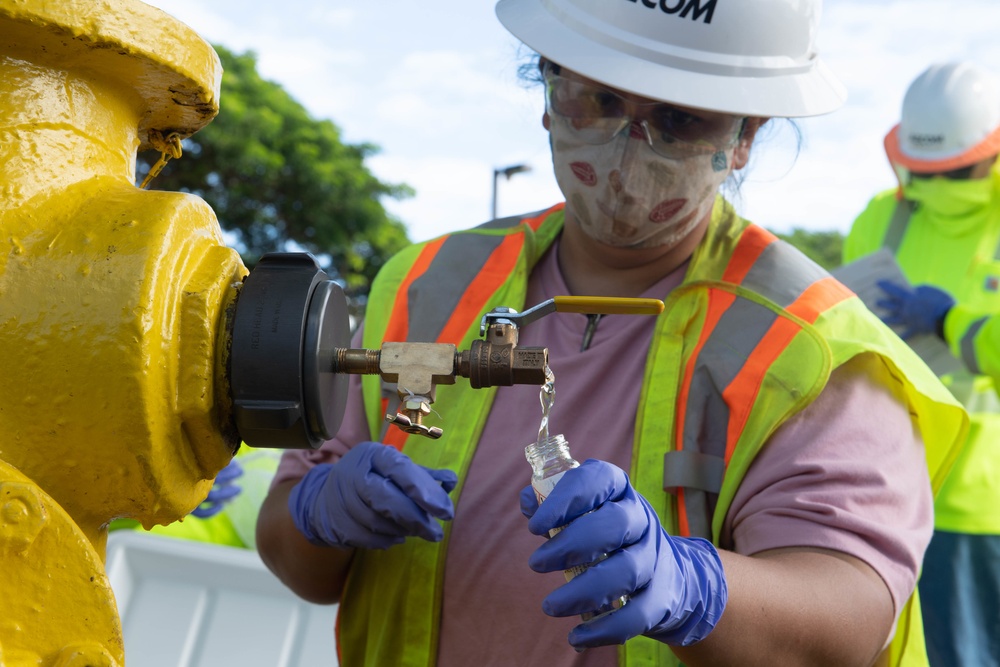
left=491, top=163, right=532, bottom=220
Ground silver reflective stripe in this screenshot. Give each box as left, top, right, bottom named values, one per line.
left=682, top=490, right=713, bottom=539
left=677, top=297, right=779, bottom=537
left=406, top=234, right=507, bottom=342
left=663, top=451, right=725, bottom=493
left=663, top=450, right=725, bottom=538
left=883, top=199, right=915, bottom=252
left=741, top=241, right=829, bottom=308
left=960, top=317, right=988, bottom=374
left=682, top=298, right=778, bottom=454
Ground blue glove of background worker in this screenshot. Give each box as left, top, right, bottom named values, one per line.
left=289, top=441, right=458, bottom=550
left=520, top=460, right=727, bottom=649
left=876, top=280, right=955, bottom=340
left=191, top=458, right=244, bottom=518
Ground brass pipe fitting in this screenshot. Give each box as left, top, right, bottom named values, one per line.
left=456, top=341, right=549, bottom=389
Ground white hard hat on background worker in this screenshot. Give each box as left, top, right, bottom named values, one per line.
left=885, top=61, right=1000, bottom=173
left=495, top=0, right=847, bottom=117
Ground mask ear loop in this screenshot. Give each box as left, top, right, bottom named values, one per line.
left=713, top=117, right=750, bottom=172
left=711, top=151, right=728, bottom=172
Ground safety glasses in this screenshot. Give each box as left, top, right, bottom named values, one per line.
left=544, top=69, right=746, bottom=159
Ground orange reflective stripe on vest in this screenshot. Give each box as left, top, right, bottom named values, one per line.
left=671, top=226, right=853, bottom=537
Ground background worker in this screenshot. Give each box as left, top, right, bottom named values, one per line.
left=844, top=61, right=1000, bottom=667
left=257, top=2, right=967, bottom=665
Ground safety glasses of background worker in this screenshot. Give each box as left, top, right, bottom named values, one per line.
left=543, top=65, right=748, bottom=160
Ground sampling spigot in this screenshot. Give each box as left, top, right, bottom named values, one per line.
left=334, top=296, right=664, bottom=439
left=229, top=255, right=665, bottom=447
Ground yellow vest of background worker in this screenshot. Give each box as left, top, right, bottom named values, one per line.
left=110, top=446, right=281, bottom=548
left=845, top=164, right=1000, bottom=534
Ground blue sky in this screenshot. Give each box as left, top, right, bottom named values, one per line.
left=145, top=1, right=1000, bottom=242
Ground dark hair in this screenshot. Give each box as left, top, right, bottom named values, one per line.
left=516, top=50, right=545, bottom=87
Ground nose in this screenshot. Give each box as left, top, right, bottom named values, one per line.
left=628, top=120, right=648, bottom=141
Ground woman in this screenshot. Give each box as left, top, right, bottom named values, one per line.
left=257, top=1, right=967, bottom=665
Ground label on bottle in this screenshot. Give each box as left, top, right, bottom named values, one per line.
left=532, top=472, right=588, bottom=581
left=531, top=471, right=567, bottom=504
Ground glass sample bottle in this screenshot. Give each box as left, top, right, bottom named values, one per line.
left=525, top=434, right=628, bottom=620
left=525, top=434, right=589, bottom=580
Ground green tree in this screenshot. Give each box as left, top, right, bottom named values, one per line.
left=139, top=45, right=412, bottom=299
left=773, top=227, right=845, bottom=271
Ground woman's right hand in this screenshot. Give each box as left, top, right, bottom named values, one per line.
left=288, top=441, right=457, bottom=550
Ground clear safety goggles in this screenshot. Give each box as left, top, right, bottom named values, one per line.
left=544, top=69, right=746, bottom=159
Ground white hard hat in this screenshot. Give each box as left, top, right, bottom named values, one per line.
left=885, top=62, right=1000, bottom=173
left=495, top=0, right=846, bottom=118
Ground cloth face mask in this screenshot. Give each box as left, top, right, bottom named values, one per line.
left=550, top=114, right=734, bottom=249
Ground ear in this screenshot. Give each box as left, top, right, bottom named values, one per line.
left=732, top=118, right=769, bottom=170
left=542, top=111, right=551, bottom=131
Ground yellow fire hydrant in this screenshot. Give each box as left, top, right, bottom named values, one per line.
left=0, top=2, right=650, bottom=662
left=0, top=1, right=244, bottom=663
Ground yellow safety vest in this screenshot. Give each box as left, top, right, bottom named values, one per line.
left=344, top=200, right=966, bottom=667
left=846, top=176, right=1000, bottom=534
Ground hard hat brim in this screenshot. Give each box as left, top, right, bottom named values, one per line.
left=885, top=124, right=1000, bottom=173
left=496, top=0, right=846, bottom=118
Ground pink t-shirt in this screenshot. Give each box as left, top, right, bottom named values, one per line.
left=273, top=241, right=933, bottom=666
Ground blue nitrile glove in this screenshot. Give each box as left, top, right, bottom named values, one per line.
left=876, top=280, right=955, bottom=340
left=521, top=460, right=727, bottom=649
left=289, top=441, right=457, bottom=550
left=191, top=459, right=244, bottom=518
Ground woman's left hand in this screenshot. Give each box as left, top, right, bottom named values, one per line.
left=521, top=459, right=728, bottom=649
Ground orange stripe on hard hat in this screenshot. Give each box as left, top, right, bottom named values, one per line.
left=885, top=122, right=1000, bottom=174
left=721, top=277, right=853, bottom=463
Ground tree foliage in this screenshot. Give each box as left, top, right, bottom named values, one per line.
left=139, top=45, right=413, bottom=296
left=773, top=227, right=845, bottom=271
